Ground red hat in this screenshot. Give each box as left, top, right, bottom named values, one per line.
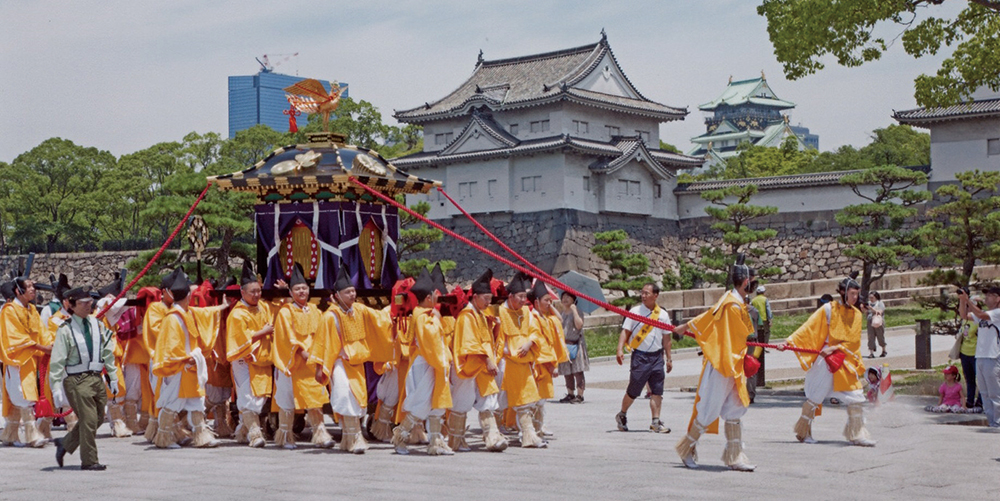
left=942, top=365, right=959, bottom=376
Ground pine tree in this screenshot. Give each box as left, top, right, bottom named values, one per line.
left=592, top=229, right=652, bottom=308
left=698, top=184, right=780, bottom=287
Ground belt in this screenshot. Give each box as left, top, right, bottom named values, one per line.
left=66, top=371, right=102, bottom=377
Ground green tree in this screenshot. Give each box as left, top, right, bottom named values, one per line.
left=723, top=136, right=817, bottom=179
left=662, top=259, right=704, bottom=291
left=591, top=230, right=652, bottom=308
left=758, top=0, right=1000, bottom=108
left=914, top=171, right=1000, bottom=333
left=395, top=195, right=455, bottom=278
left=5, top=138, right=117, bottom=252
left=106, top=141, right=183, bottom=243
left=301, top=97, right=390, bottom=152
left=836, top=165, right=931, bottom=298
left=698, top=184, right=780, bottom=286
left=658, top=140, right=681, bottom=154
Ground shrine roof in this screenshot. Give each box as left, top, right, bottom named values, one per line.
left=394, top=36, right=686, bottom=122
left=208, top=133, right=439, bottom=204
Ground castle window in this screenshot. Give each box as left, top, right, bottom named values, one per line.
left=521, top=175, right=541, bottom=192
left=458, top=181, right=477, bottom=197
left=583, top=176, right=591, bottom=192
left=606, top=125, right=620, bottom=136
left=530, top=120, right=550, bottom=133
left=618, top=179, right=640, bottom=196
left=636, top=130, right=650, bottom=143
left=989, top=138, right=1000, bottom=156
left=655, top=183, right=662, bottom=198
left=435, top=132, right=454, bottom=145
left=488, top=179, right=498, bottom=197
left=574, top=120, right=589, bottom=134
left=510, top=123, right=519, bottom=135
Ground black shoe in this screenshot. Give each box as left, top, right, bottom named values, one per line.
left=55, top=438, right=66, bottom=468
left=879, top=350, right=887, bottom=358
left=81, top=463, right=107, bottom=471
left=558, top=394, right=575, bottom=404
left=616, top=411, right=628, bottom=432
left=573, top=395, right=584, bottom=404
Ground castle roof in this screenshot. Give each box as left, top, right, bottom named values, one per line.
left=698, top=76, right=796, bottom=111
left=893, top=98, right=1000, bottom=128
left=394, top=36, right=687, bottom=123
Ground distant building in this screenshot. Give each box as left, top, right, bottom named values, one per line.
left=893, top=87, right=1000, bottom=187
left=228, top=70, right=346, bottom=138
left=688, top=75, right=813, bottom=169
left=393, top=34, right=703, bottom=220
left=789, top=124, right=819, bottom=150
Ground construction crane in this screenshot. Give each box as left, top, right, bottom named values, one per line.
left=256, top=53, right=299, bottom=73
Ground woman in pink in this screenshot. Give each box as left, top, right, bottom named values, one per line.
left=925, top=365, right=965, bottom=413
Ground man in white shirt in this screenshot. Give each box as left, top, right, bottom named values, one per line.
left=960, top=284, right=1000, bottom=427
left=615, top=283, right=673, bottom=434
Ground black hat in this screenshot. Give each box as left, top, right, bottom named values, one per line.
left=471, top=269, right=493, bottom=295
left=731, top=253, right=750, bottom=284
left=289, top=262, right=309, bottom=288
left=332, top=264, right=352, bottom=292
left=838, top=271, right=861, bottom=293
left=54, top=274, right=71, bottom=301
left=528, top=279, right=552, bottom=303
left=410, top=268, right=434, bottom=301
left=160, top=269, right=179, bottom=290
left=0, top=281, right=14, bottom=301
left=240, top=260, right=258, bottom=286
left=983, top=283, right=1000, bottom=295
left=431, top=263, right=447, bottom=295
left=98, top=272, right=122, bottom=298
left=506, top=271, right=532, bottom=295
left=64, top=286, right=93, bottom=302
left=169, top=270, right=193, bottom=301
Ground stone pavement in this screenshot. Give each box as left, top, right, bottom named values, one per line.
left=1, top=327, right=996, bottom=500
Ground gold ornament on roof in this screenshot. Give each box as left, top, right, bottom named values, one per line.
left=270, top=150, right=323, bottom=176
left=352, top=153, right=386, bottom=176
left=284, top=79, right=348, bottom=132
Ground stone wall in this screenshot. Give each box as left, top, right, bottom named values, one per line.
left=0, top=251, right=143, bottom=292
left=411, top=207, right=935, bottom=286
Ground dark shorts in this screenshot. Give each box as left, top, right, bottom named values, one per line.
left=626, top=349, right=664, bottom=399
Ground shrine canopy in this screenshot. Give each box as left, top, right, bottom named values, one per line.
left=208, top=132, right=439, bottom=294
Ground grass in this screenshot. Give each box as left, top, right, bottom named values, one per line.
left=586, top=303, right=939, bottom=358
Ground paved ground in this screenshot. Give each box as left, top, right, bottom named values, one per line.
left=1, top=327, right=997, bottom=500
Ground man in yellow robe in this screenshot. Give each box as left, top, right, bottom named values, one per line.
left=140, top=275, right=177, bottom=442
left=673, top=255, right=756, bottom=471
left=312, top=265, right=392, bottom=454
left=226, top=260, right=274, bottom=448
left=391, top=269, right=453, bottom=455
left=120, top=287, right=154, bottom=436
left=1, top=277, right=49, bottom=448
left=778, top=273, right=874, bottom=447
left=272, top=264, right=330, bottom=450
left=529, top=279, right=569, bottom=439
left=151, top=270, right=225, bottom=449
left=450, top=269, right=508, bottom=452
left=37, top=274, right=76, bottom=439
left=498, top=271, right=546, bottom=448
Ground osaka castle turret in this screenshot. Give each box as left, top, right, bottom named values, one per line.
left=688, top=73, right=815, bottom=169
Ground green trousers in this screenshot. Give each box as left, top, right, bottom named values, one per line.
left=62, top=373, right=107, bottom=467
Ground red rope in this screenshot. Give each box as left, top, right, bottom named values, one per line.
left=350, top=177, right=675, bottom=331
left=95, top=182, right=213, bottom=319
left=436, top=186, right=560, bottom=285
left=747, top=341, right=821, bottom=355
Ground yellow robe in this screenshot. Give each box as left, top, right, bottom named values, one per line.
left=312, top=302, right=385, bottom=408
left=103, top=318, right=127, bottom=397
left=786, top=301, right=865, bottom=393
left=533, top=310, right=569, bottom=400
left=411, top=306, right=452, bottom=410
left=1, top=299, right=43, bottom=413
left=687, top=290, right=754, bottom=433
left=141, top=301, right=170, bottom=414
left=499, top=301, right=543, bottom=408
left=453, top=304, right=500, bottom=397
left=273, top=302, right=327, bottom=410
left=226, top=300, right=275, bottom=397
left=37, top=309, right=70, bottom=405
left=151, top=306, right=221, bottom=400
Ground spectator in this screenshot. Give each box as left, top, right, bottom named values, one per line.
left=866, top=291, right=887, bottom=358
left=958, top=298, right=983, bottom=410
left=615, top=283, right=673, bottom=434
left=924, top=365, right=966, bottom=413
left=958, top=284, right=1000, bottom=427
left=557, top=292, right=589, bottom=404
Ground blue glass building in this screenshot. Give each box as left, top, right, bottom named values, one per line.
left=228, top=71, right=347, bottom=138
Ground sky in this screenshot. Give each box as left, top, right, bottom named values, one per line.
left=0, top=0, right=963, bottom=163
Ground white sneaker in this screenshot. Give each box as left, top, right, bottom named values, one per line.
left=729, top=461, right=756, bottom=472
left=803, top=436, right=817, bottom=444
left=851, top=438, right=876, bottom=447
left=681, top=455, right=698, bottom=469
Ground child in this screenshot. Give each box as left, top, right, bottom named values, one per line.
left=924, top=366, right=966, bottom=413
